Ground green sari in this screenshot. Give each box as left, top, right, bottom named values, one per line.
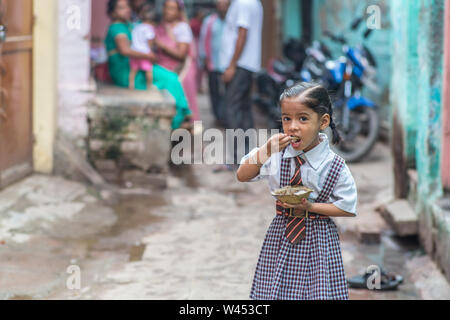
left=105, top=22, right=191, bottom=129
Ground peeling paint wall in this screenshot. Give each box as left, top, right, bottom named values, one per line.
left=415, top=0, right=444, bottom=202
left=442, top=0, right=450, bottom=190
left=391, top=0, right=448, bottom=281
left=282, top=0, right=301, bottom=42
left=390, top=0, right=420, bottom=166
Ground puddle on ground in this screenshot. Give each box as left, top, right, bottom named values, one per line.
left=21, top=191, right=171, bottom=299
left=109, top=193, right=167, bottom=237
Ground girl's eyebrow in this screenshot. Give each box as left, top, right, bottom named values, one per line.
left=281, top=112, right=310, bottom=116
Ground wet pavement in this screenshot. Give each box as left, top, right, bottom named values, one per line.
left=0, top=94, right=449, bottom=300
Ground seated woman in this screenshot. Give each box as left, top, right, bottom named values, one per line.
left=105, top=0, right=192, bottom=130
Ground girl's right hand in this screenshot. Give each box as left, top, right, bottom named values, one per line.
left=266, top=133, right=292, bottom=155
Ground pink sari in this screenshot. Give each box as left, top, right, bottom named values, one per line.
left=155, top=22, right=199, bottom=121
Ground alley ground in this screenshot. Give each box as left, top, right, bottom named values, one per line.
left=0, top=94, right=449, bottom=300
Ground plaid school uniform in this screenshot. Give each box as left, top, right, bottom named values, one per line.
left=250, top=150, right=349, bottom=300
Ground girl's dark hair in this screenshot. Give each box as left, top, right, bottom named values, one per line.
left=279, top=82, right=341, bottom=145
left=107, top=0, right=119, bottom=17
left=138, top=3, right=155, bottom=22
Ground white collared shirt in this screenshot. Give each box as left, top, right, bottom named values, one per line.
left=219, top=0, right=263, bottom=72
left=240, top=133, right=358, bottom=215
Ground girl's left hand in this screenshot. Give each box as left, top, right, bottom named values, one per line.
left=281, top=198, right=312, bottom=212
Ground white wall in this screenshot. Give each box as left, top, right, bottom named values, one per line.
left=57, top=0, right=92, bottom=140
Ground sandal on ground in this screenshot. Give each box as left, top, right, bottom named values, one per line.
left=348, top=268, right=403, bottom=291
left=380, top=268, right=404, bottom=284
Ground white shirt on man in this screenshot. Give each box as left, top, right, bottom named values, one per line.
left=240, top=133, right=358, bottom=215
left=219, top=0, right=263, bottom=73
left=131, top=23, right=155, bottom=54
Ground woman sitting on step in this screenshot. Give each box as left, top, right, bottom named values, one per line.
left=105, top=0, right=192, bottom=130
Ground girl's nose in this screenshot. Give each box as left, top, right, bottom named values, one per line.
left=287, top=121, right=301, bottom=132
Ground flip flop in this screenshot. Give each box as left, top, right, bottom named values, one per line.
left=348, top=269, right=402, bottom=291
left=380, top=268, right=404, bottom=284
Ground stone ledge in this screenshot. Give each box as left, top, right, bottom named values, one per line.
left=380, top=199, right=419, bottom=236
left=86, top=83, right=176, bottom=182
left=87, top=84, right=176, bottom=118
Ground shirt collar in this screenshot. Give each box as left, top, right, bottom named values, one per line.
left=282, top=133, right=331, bottom=170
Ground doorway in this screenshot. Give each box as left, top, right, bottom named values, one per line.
left=0, top=0, right=33, bottom=188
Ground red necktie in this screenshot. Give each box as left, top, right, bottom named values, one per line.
left=276, top=155, right=307, bottom=244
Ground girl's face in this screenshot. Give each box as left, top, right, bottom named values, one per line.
left=281, top=97, right=330, bottom=152
left=163, top=0, right=180, bottom=22
left=112, top=0, right=132, bottom=22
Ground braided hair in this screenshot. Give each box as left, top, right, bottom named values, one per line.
left=279, top=82, right=341, bottom=145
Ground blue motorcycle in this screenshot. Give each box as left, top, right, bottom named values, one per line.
left=301, top=23, right=380, bottom=162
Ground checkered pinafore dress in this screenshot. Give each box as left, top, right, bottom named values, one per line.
left=250, top=150, right=349, bottom=300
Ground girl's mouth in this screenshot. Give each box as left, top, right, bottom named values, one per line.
left=290, top=136, right=302, bottom=148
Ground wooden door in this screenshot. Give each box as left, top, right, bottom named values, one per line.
left=0, top=0, right=33, bottom=189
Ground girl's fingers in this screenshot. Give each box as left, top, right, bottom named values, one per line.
left=280, top=140, right=291, bottom=148
left=279, top=135, right=292, bottom=143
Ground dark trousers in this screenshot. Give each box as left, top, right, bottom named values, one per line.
left=208, top=71, right=226, bottom=125
left=224, top=67, right=255, bottom=165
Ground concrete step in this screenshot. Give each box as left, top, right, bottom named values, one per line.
left=380, top=199, right=418, bottom=236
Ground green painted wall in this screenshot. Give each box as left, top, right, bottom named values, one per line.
left=282, top=0, right=302, bottom=42
left=414, top=0, right=444, bottom=202
left=390, top=0, right=420, bottom=165
left=390, top=0, right=446, bottom=271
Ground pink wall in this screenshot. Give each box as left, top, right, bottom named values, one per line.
left=442, top=0, right=450, bottom=190
left=91, top=0, right=110, bottom=48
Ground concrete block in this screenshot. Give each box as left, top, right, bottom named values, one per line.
left=382, top=199, right=418, bottom=236
left=86, top=84, right=176, bottom=180
left=356, top=225, right=381, bottom=244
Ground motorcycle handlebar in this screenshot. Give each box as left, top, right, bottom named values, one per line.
left=350, top=17, right=364, bottom=30
left=323, top=31, right=347, bottom=44
left=364, top=28, right=373, bottom=39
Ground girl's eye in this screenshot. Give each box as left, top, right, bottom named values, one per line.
left=300, top=117, right=308, bottom=121
left=282, top=117, right=290, bottom=122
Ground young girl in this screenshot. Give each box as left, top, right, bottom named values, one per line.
left=129, top=4, right=155, bottom=89
left=237, top=82, right=357, bottom=300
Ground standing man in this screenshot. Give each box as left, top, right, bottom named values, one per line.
left=220, top=0, right=263, bottom=167
left=198, top=0, right=230, bottom=128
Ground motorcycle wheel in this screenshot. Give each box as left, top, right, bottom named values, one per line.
left=326, top=106, right=380, bottom=163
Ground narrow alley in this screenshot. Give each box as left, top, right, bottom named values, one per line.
left=1, top=94, right=449, bottom=300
